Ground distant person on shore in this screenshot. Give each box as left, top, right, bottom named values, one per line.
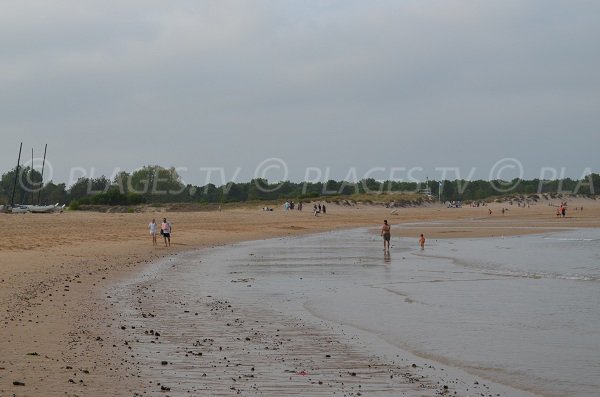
left=381, top=220, right=391, bottom=252
left=561, top=206, right=566, bottom=218
left=419, top=233, right=426, bottom=250
left=322, top=203, right=326, bottom=214
left=161, top=217, right=172, bottom=247
left=488, top=209, right=492, bottom=215
left=313, top=204, right=320, bottom=216
left=149, top=218, right=158, bottom=246
left=298, top=202, right=302, bottom=211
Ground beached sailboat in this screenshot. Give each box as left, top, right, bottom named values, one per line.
left=8, top=205, right=30, bottom=214
left=27, top=204, right=65, bottom=213
left=2, top=203, right=64, bottom=214
left=3, top=143, right=65, bottom=214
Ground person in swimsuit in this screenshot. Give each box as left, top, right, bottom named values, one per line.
left=161, top=218, right=172, bottom=247
left=419, top=233, right=426, bottom=250
left=381, top=220, right=391, bottom=252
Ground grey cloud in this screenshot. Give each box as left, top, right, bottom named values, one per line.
left=1, top=0, right=598, bottom=184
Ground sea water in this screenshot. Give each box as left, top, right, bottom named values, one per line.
left=116, top=228, right=600, bottom=396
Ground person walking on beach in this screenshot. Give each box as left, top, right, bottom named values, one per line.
left=149, top=218, right=158, bottom=246
left=161, top=218, right=172, bottom=247
left=381, top=220, right=391, bottom=253
left=419, top=233, right=426, bottom=250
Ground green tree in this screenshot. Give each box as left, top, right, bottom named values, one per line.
left=129, top=165, right=185, bottom=201
left=1, top=166, right=42, bottom=205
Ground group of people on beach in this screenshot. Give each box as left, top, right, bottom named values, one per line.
left=148, top=218, right=172, bottom=247
left=281, top=201, right=327, bottom=216
left=313, top=203, right=326, bottom=216
left=381, top=219, right=425, bottom=253
left=283, top=200, right=299, bottom=211
left=282, top=200, right=326, bottom=216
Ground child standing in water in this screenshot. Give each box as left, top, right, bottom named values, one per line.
left=419, top=233, right=426, bottom=250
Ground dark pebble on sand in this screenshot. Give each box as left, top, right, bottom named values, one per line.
left=161, top=361, right=168, bottom=365
left=13, top=381, right=25, bottom=386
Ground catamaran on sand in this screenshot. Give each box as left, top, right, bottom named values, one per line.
left=3, top=143, right=65, bottom=214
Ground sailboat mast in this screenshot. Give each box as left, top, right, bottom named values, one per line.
left=10, top=142, right=23, bottom=207
left=30, top=147, right=34, bottom=205
left=38, top=144, right=48, bottom=205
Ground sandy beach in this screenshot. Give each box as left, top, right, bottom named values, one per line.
left=1, top=198, right=599, bottom=396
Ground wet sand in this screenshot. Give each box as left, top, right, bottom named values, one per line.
left=109, top=233, right=545, bottom=397
left=112, top=260, right=441, bottom=396
left=1, top=199, right=599, bottom=395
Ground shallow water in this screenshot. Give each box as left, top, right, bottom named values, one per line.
left=115, top=228, right=600, bottom=397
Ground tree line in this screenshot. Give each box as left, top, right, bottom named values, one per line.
left=1, top=165, right=598, bottom=208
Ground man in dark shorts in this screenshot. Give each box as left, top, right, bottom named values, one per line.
left=161, top=218, right=172, bottom=247
left=381, top=220, right=391, bottom=252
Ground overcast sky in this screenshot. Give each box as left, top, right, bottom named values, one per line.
left=1, top=0, right=598, bottom=186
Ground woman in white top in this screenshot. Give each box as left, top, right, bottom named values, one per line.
left=149, top=218, right=158, bottom=246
